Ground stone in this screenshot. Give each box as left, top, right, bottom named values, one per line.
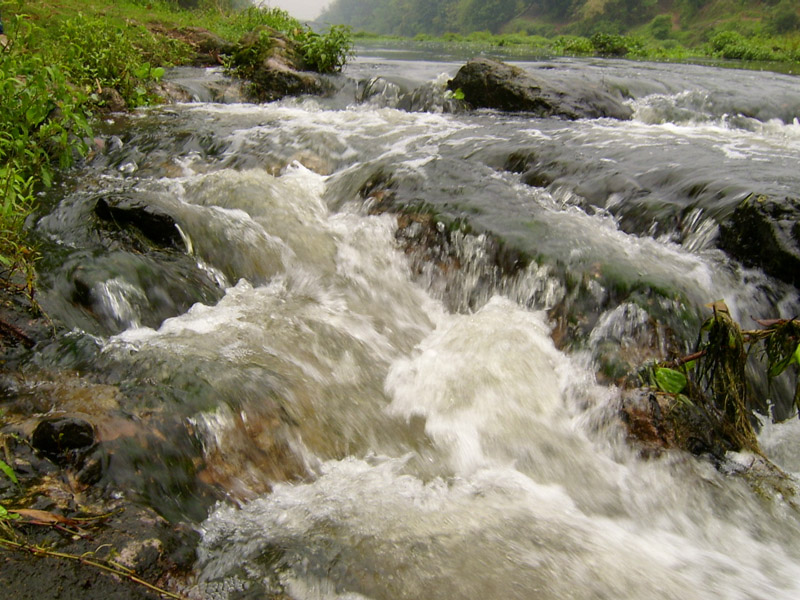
left=718, top=194, right=800, bottom=288
left=447, top=57, right=632, bottom=120
left=230, top=27, right=327, bottom=102
left=31, top=417, right=96, bottom=466
left=99, top=87, right=127, bottom=112
left=94, top=194, right=182, bottom=249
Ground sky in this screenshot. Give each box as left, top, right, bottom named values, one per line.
left=255, top=0, right=331, bottom=21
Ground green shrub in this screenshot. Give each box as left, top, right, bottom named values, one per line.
left=649, top=14, right=674, bottom=40
left=590, top=32, right=643, bottom=56
left=48, top=14, right=178, bottom=107
left=551, top=35, right=594, bottom=55
left=442, top=32, right=464, bottom=42
left=295, top=25, right=354, bottom=73
left=708, top=30, right=775, bottom=61
left=211, top=5, right=302, bottom=40
left=768, top=1, right=800, bottom=35
left=465, top=30, right=494, bottom=42
left=1, top=15, right=93, bottom=294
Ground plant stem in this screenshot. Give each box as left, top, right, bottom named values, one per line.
left=0, top=537, right=190, bottom=600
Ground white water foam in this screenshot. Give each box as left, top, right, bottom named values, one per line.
left=83, top=82, right=800, bottom=600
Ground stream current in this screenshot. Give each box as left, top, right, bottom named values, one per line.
left=28, top=47, right=800, bottom=598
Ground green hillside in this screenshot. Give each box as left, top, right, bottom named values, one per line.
left=320, top=0, right=800, bottom=48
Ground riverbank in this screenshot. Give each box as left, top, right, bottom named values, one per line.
left=0, top=2, right=350, bottom=597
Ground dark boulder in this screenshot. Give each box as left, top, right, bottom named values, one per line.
left=95, top=194, right=183, bottom=250
left=447, top=57, right=632, bottom=120
left=31, top=417, right=96, bottom=466
left=99, top=87, right=127, bottom=112
left=229, top=27, right=327, bottom=102
left=718, top=194, right=800, bottom=287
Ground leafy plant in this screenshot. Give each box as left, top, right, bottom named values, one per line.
left=653, top=366, right=688, bottom=395
left=552, top=35, right=595, bottom=55
left=708, top=30, right=775, bottom=61
left=49, top=14, right=176, bottom=107
left=0, top=459, right=18, bottom=486
left=296, top=25, right=354, bottom=74
left=643, top=303, right=800, bottom=455
left=1, top=13, right=93, bottom=296
left=211, top=5, right=303, bottom=40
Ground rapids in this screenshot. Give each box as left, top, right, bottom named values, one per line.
left=27, top=47, right=800, bottom=598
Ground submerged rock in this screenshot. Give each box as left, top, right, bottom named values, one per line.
left=94, top=194, right=183, bottom=250
left=447, top=57, right=632, bottom=120
left=718, top=194, right=800, bottom=288
left=31, top=417, right=96, bottom=467
left=357, top=76, right=404, bottom=107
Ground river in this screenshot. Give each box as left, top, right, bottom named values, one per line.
left=28, top=46, right=800, bottom=599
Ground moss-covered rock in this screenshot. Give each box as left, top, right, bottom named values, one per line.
left=718, top=194, right=800, bottom=288
left=229, top=26, right=327, bottom=102
left=447, top=57, right=633, bottom=120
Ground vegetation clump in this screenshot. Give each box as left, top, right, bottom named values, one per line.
left=641, top=302, right=800, bottom=457
left=1, top=14, right=93, bottom=302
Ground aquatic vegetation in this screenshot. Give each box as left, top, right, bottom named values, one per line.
left=644, top=303, right=800, bottom=455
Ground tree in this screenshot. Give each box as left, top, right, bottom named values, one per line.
left=454, top=0, right=525, bottom=33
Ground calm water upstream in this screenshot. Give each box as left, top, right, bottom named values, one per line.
left=29, top=46, right=800, bottom=599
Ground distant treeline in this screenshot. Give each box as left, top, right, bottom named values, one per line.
left=318, top=0, right=800, bottom=37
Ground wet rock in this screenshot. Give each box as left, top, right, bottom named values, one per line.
left=157, top=67, right=246, bottom=104
left=718, top=194, right=800, bottom=288
left=357, top=76, right=403, bottom=107
left=503, top=149, right=557, bottom=188
left=116, top=538, right=164, bottom=576
left=620, top=388, right=738, bottom=461
left=31, top=417, right=96, bottom=467
left=152, top=80, right=194, bottom=104
left=230, top=27, right=327, bottom=102
left=447, top=57, right=632, bottom=120
left=99, top=87, right=127, bottom=112
left=0, top=498, right=199, bottom=600
left=94, top=194, right=182, bottom=250
left=398, top=82, right=463, bottom=113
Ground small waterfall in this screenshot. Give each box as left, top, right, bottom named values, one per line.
left=25, top=53, right=800, bottom=600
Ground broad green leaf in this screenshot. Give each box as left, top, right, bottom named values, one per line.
left=0, top=504, right=19, bottom=521
left=654, top=367, right=687, bottom=394
left=0, top=459, right=18, bottom=485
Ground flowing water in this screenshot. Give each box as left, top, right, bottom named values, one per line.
left=25, top=48, right=800, bottom=598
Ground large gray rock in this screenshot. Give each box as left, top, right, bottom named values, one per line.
left=718, top=194, right=800, bottom=287
left=447, top=57, right=632, bottom=120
